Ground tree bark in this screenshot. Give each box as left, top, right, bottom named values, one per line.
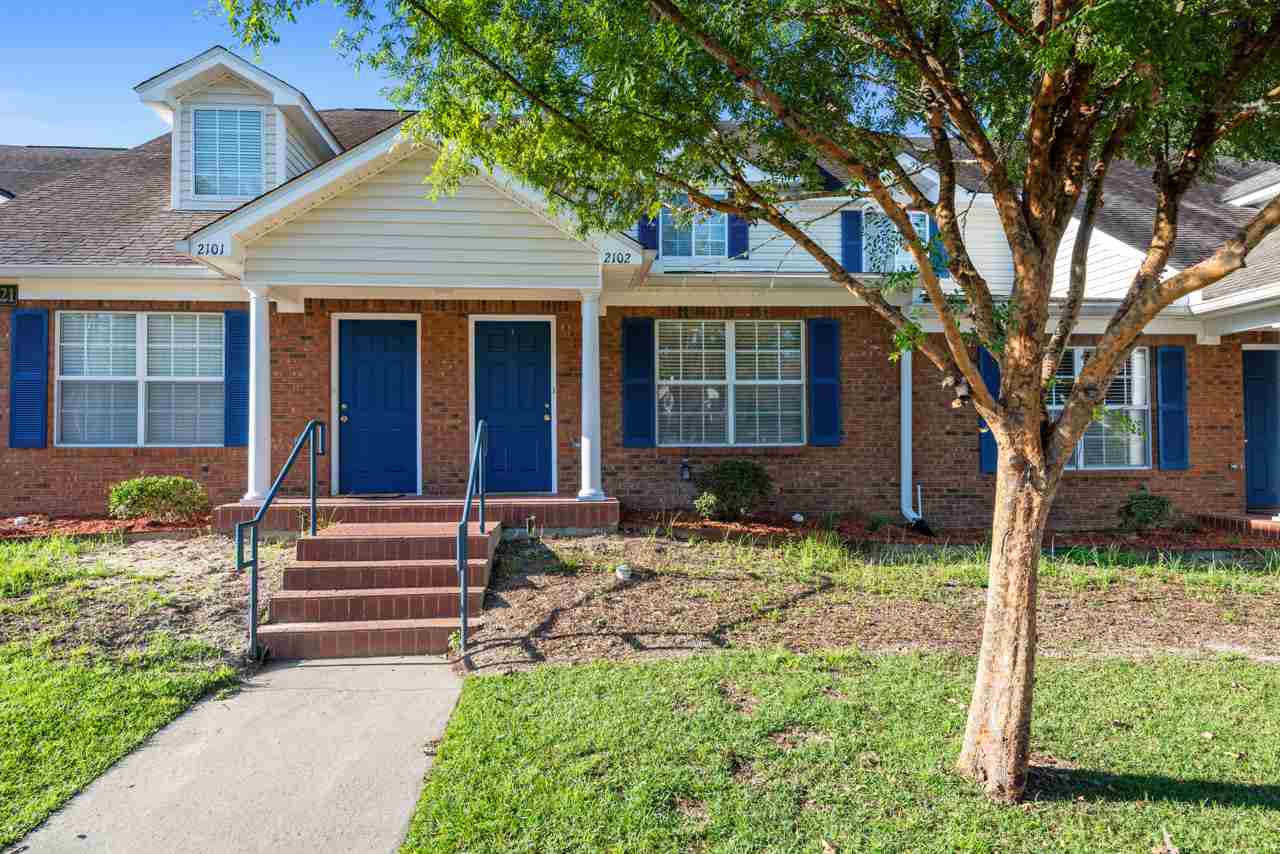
left=956, top=443, right=1059, bottom=802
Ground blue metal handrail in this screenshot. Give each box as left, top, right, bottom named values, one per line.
left=235, top=419, right=326, bottom=660
left=456, top=420, right=487, bottom=654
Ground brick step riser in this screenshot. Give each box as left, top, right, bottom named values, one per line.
left=270, top=591, right=486, bottom=623
left=264, top=626, right=454, bottom=659
left=295, top=535, right=494, bottom=562
left=282, top=563, right=490, bottom=591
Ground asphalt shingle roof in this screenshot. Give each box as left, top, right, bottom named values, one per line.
left=0, top=145, right=123, bottom=198
left=0, top=109, right=406, bottom=267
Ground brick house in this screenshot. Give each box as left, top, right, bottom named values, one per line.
left=3, top=45, right=1280, bottom=534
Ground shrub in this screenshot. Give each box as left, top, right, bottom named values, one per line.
left=693, top=491, right=720, bottom=520
left=867, top=513, right=893, bottom=533
left=692, top=460, right=772, bottom=521
left=1118, top=488, right=1173, bottom=533
left=108, top=476, right=209, bottom=522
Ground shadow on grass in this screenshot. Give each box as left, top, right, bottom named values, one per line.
left=1029, top=766, right=1280, bottom=809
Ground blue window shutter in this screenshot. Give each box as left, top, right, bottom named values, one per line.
left=224, top=310, right=250, bottom=447
left=928, top=216, right=951, bottom=279
left=1157, top=345, right=1189, bottom=470
left=621, top=317, right=656, bottom=448
left=637, top=216, right=658, bottom=251
left=840, top=211, right=863, bottom=273
left=807, top=318, right=842, bottom=446
left=727, top=214, right=750, bottom=260
left=9, top=308, right=49, bottom=449
left=978, top=348, right=1001, bottom=474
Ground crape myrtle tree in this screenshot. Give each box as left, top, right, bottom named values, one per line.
left=224, top=0, right=1280, bottom=801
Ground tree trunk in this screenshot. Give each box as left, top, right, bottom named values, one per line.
left=956, top=445, right=1059, bottom=802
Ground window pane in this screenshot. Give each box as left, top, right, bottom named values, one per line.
left=1080, top=407, right=1148, bottom=468
left=59, top=312, right=135, bottom=377
left=657, top=384, right=727, bottom=445
left=193, top=109, right=262, bottom=198
left=146, top=381, right=225, bottom=445
left=864, top=211, right=926, bottom=273
left=58, top=380, right=138, bottom=445
left=656, top=321, right=727, bottom=381
left=659, top=198, right=725, bottom=258
left=147, top=313, right=224, bottom=379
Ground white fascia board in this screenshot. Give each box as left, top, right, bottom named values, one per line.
left=17, top=281, right=250, bottom=301
left=134, top=46, right=341, bottom=154
left=1226, top=185, right=1280, bottom=207
left=1203, top=302, right=1280, bottom=337
left=1190, top=281, right=1280, bottom=316
left=0, top=264, right=224, bottom=280
left=182, top=123, right=615, bottom=270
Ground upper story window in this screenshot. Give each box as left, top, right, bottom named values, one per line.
left=864, top=209, right=928, bottom=273
left=57, top=312, right=225, bottom=447
left=656, top=319, right=804, bottom=446
left=1047, top=346, right=1151, bottom=469
left=660, top=197, right=727, bottom=258
left=193, top=108, right=263, bottom=197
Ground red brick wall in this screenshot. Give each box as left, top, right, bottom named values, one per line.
left=0, top=300, right=1255, bottom=530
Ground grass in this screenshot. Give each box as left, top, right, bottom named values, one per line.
left=0, top=537, right=239, bottom=848
left=402, top=650, right=1280, bottom=853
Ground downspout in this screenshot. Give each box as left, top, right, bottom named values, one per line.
left=900, top=349, right=923, bottom=523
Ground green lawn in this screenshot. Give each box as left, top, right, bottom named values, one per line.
left=403, top=651, right=1280, bottom=853
left=0, top=536, right=238, bottom=848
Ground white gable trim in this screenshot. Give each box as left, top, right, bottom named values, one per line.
left=181, top=120, right=638, bottom=279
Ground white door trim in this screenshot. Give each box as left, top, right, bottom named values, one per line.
left=330, top=312, right=423, bottom=496
left=1242, top=343, right=1280, bottom=351
left=467, top=314, right=558, bottom=495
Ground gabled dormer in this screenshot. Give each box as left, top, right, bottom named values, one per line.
left=134, top=46, right=343, bottom=211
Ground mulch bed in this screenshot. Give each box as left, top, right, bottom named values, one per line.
left=461, top=533, right=1280, bottom=674
left=0, top=514, right=210, bottom=540
left=621, top=510, right=1280, bottom=552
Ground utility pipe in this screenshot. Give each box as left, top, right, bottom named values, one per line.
left=900, top=349, right=923, bottom=523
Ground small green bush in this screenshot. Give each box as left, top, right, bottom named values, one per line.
left=692, top=460, right=772, bottom=521
left=108, top=476, right=209, bottom=522
left=1118, top=488, right=1173, bottom=533
left=693, top=491, right=720, bottom=520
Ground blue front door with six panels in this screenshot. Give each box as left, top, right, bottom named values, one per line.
left=474, top=320, right=553, bottom=493
left=1244, top=349, right=1280, bottom=509
left=338, top=319, right=417, bottom=494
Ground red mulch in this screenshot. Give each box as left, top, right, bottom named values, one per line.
left=620, top=510, right=1280, bottom=552
left=0, top=513, right=211, bottom=540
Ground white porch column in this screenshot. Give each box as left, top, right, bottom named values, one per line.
left=243, top=286, right=272, bottom=502
left=577, top=289, right=606, bottom=501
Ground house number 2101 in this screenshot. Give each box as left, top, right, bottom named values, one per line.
left=194, top=242, right=227, bottom=257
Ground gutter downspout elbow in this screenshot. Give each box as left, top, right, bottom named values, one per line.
left=900, top=349, right=922, bottom=523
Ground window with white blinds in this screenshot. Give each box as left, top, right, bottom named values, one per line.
left=1047, top=346, right=1151, bottom=469
left=659, top=196, right=727, bottom=258
left=57, top=312, right=225, bottom=447
left=193, top=108, right=263, bottom=197
left=863, top=209, right=928, bottom=273
left=656, top=319, right=804, bottom=446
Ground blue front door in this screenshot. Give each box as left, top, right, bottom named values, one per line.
left=474, top=320, right=553, bottom=493
left=338, top=319, right=417, bottom=494
left=1244, top=350, right=1280, bottom=509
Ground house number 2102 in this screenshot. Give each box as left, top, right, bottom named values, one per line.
left=602, top=251, right=633, bottom=264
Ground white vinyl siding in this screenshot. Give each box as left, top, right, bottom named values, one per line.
left=243, top=150, right=600, bottom=288
left=56, top=312, right=225, bottom=447
left=1048, top=346, right=1151, bottom=469
left=194, top=108, right=263, bottom=197
left=284, top=113, right=324, bottom=179
left=1051, top=216, right=1162, bottom=299
left=656, top=319, right=804, bottom=447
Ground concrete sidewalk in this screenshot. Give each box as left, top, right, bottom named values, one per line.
left=13, top=656, right=461, bottom=854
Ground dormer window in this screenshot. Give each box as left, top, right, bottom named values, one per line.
left=193, top=108, right=263, bottom=197
left=660, top=197, right=727, bottom=258
left=863, top=209, right=928, bottom=273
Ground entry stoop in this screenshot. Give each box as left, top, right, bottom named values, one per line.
left=258, top=521, right=500, bottom=659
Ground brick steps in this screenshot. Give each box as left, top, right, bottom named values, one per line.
left=269, top=587, right=485, bottom=622
left=260, top=519, right=500, bottom=660
left=258, top=618, right=475, bottom=659
left=282, top=558, right=491, bottom=591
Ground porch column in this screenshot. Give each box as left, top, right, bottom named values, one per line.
left=243, top=286, right=272, bottom=502
left=578, top=289, right=606, bottom=500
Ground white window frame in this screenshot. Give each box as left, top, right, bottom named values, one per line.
left=863, top=208, right=929, bottom=274
left=191, top=105, right=267, bottom=201
left=1048, top=346, right=1153, bottom=471
left=655, top=319, right=807, bottom=448
left=658, top=197, right=729, bottom=260
left=54, top=311, right=226, bottom=449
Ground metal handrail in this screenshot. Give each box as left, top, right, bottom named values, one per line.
left=456, top=420, right=487, bottom=654
left=235, top=419, right=326, bottom=660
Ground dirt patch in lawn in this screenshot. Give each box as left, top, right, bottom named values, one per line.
left=0, top=535, right=289, bottom=665
left=461, top=533, right=1280, bottom=672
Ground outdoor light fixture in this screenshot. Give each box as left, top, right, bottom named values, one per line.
left=680, top=459, right=692, bottom=481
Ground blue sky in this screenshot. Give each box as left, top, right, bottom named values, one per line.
left=1, top=1, right=395, bottom=148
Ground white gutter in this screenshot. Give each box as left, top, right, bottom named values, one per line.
left=899, top=349, right=923, bottom=523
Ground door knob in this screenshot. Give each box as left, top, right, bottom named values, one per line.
left=340, top=415, right=349, bottom=423
left=544, top=414, right=551, bottom=421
